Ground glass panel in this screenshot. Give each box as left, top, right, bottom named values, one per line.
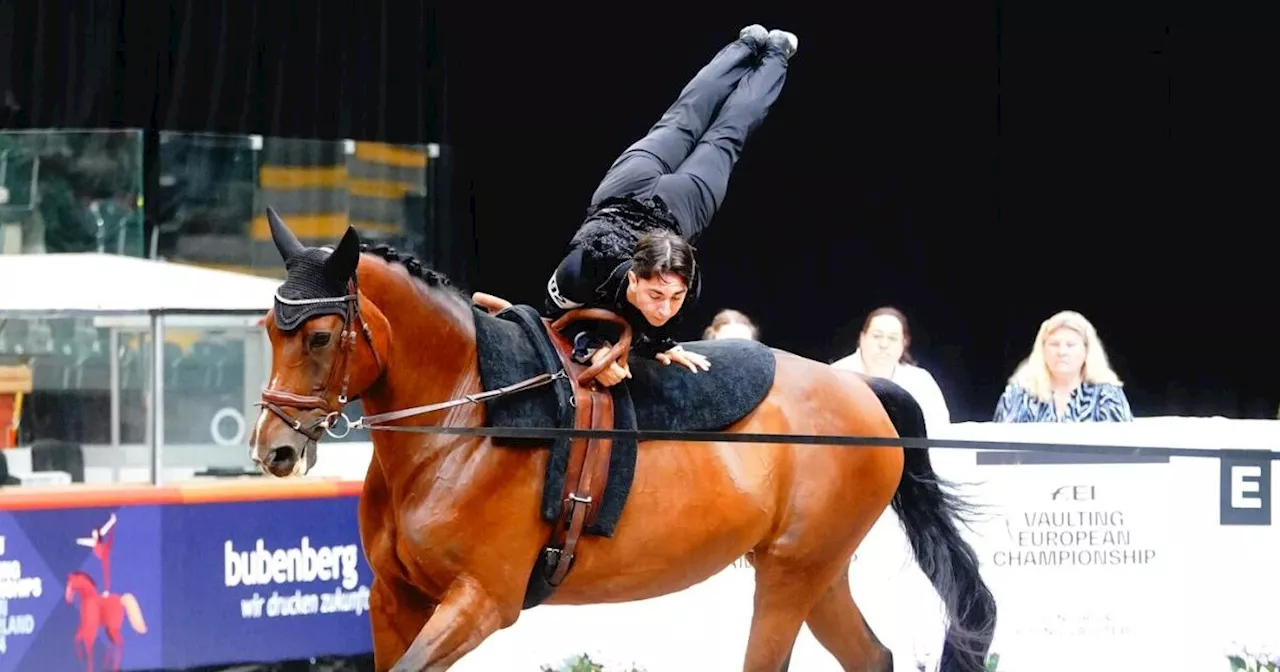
left=0, top=128, right=146, bottom=256
left=3, top=131, right=442, bottom=485
left=1, top=314, right=153, bottom=485
left=151, top=132, right=262, bottom=270
left=154, top=133, right=437, bottom=277
left=158, top=318, right=270, bottom=480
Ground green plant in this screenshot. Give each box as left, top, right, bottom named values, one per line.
left=540, top=653, right=646, bottom=672
left=1229, top=646, right=1279, bottom=672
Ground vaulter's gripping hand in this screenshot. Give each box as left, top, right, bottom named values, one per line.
left=656, top=345, right=710, bottom=373
left=590, top=343, right=632, bottom=387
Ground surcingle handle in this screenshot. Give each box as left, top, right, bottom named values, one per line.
left=551, top=308, right=633, bottom=386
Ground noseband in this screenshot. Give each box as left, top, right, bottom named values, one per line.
left=257, top=277, right=382, bottom=442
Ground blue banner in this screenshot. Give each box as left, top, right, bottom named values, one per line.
left=162, top=496, right=373, bottom=669
left=0, top=492, right=373, bottom=671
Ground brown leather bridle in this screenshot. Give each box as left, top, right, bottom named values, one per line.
left=257, top=277, right=382, bottom=442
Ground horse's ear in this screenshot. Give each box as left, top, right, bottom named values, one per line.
left=267, top=207, right=305, bottom=263
left=324, top=226, right=361, bottom=285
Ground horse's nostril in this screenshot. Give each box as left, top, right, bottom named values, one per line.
left=266, top=446, right=297, bottom=467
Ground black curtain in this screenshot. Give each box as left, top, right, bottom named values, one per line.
left=5, top=2, right=1277, bottom=421
left=433, top=6, right=1278, bottom=422
left=2, top=0, right=440, bottom=141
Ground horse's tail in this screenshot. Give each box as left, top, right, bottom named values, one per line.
left=860, top=374, right=997, bottom=672
left=120, top=593, right=148, bottom=634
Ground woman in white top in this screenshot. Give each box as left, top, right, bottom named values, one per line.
left=831, top=306, right=951, bottom=435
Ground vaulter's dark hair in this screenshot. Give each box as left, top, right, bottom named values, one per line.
left=631, top=229, right=695, bottom=287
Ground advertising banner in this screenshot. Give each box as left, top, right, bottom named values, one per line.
left=0, top=505, right=163, bottom=672
left=0, top=490, right=372, bottom=671
left=161, top=496, right=374, bottom=669
left=955, top=461, right=1184, bottom=671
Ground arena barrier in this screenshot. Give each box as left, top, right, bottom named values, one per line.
left=2, top=417, right=1274, bottom=671
left=317, top=416, right=1270, bottom=672
left=0, top=480, right=373, bottom=671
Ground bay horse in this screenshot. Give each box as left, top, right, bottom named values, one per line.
left=64, top=570, right=148, bottom=672
left=249, top=211, right=996, bottom=672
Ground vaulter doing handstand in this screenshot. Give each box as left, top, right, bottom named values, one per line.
left=538, top=24, right=797, bottom=387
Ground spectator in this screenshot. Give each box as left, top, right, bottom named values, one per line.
left=831, top=306, right=950, bottom=434
left=703, top=309, right=759, bottom=341
left=993, top=310, right=1133, bottom=423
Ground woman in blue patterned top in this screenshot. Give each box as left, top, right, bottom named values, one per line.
left=993, top=310, right=1134, bottom=423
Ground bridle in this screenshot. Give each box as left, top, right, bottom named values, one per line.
left=257, top=275, right=383, bottom=442
left=255, top=276, right=617, bottom=446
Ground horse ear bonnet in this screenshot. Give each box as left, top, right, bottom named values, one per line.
left=273, top=247, right=352, bottom=331
left=267, top=207, right=354, bottom=331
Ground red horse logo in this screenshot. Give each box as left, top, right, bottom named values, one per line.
left=64, top=514, right=148, bottom=672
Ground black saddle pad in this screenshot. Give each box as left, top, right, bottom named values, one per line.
left=471, top=304, right=776, bottom=537
left=623, top=337, right=777, bottom=432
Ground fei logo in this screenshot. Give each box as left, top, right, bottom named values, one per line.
left=224, top=537, right=362, bottom=591
left=1219, top=456, right=1271, bottom=526
left=1051, top=485, right=1096, bottom=502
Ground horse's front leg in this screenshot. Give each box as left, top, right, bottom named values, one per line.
left=390, top=575, right=503, bottom=672
left=370, top=576, right=438, bottom=671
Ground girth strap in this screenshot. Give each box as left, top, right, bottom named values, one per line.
left=535, top=310, right=619, bottom=589
left=545, top=383, right=615, bottom=586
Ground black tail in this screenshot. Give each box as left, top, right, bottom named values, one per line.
left=859, top=374, right=998, bottom=672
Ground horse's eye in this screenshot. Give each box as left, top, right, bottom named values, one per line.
left=309, top=332, right=332, bottom=349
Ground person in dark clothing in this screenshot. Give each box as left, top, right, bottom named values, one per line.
left=544, top=24, right=797, bottom=387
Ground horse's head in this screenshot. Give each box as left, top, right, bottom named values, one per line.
left=65, top=570, right=92, bottom=602
left=250, top=208, right=389, bottom=478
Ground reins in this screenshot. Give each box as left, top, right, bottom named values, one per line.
left=259, top=282, right=612, bottom=442
left=325, top=370, right=567, bottom=439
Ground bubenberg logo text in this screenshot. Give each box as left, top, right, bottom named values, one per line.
left=224, top=537, right=360, bottom=591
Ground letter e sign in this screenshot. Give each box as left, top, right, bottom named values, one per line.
left=1220, top=456, right=1271, bottom=526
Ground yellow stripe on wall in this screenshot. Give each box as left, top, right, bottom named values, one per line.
left=348, top=178, right=417, bottom=199
left=259, top=165, right=349, bottom=189
left=354, top=142, right=428, bottom=168
left=251, top=214, right=402, bottom=240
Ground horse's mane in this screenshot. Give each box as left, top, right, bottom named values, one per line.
left=67, top=570, right=96, bottom=586
left=358, top=243, right=470, bottom=308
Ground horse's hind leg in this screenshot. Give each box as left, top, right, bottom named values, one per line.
left=805, top=563, right=893, bottom=672
left=742, top=558, right=840, bottom=672
left=390, top=576, right=503, bottom=672
left=109, top=635, right=124, bottom=672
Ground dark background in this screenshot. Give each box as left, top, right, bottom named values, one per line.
left=2, top=1, right=1274, bottom=422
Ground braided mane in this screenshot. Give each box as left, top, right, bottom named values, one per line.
left=358, top=242, right=470, bottom=307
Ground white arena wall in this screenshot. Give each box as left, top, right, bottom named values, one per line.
left=306, top=416, right=1278, bottom=672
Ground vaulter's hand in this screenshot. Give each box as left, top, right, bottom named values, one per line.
left=590, top=344, right=631, bottom=387
left=656, top=346, right=710, bottom=373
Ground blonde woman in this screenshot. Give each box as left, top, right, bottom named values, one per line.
left=993, top=310, right=1133, bottom=423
